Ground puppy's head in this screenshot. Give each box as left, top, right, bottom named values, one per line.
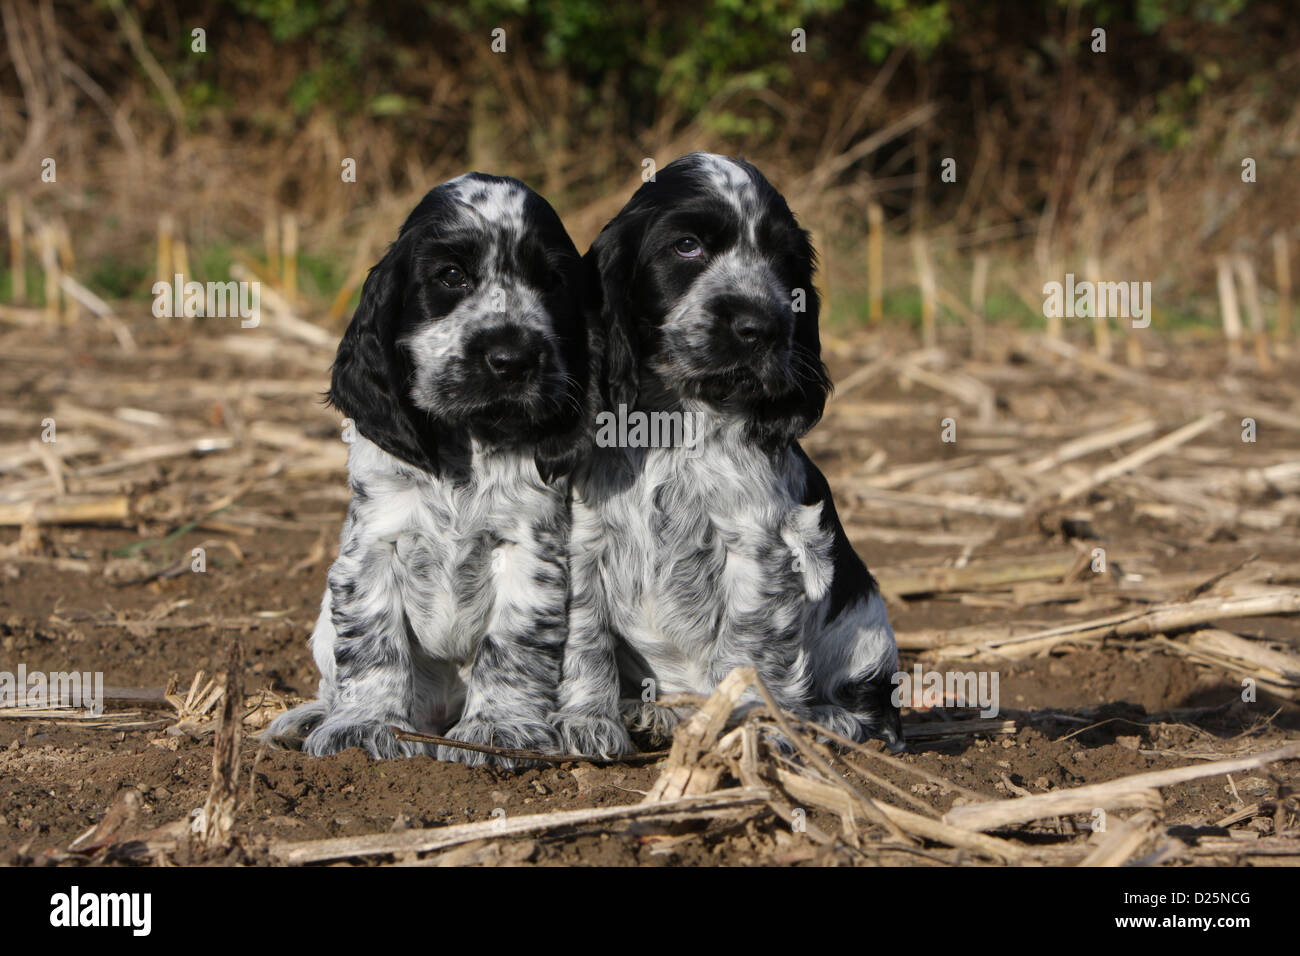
left=588, top=152, right=830, bottom=449
left=330, top=174, right=586, bottom=479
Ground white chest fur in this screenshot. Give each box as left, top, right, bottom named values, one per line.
left=580, top=422, right=834, bottom=695
left=340, top=437, right=562, bottom=665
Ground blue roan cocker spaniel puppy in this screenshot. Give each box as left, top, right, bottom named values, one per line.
left=269, top=174, right=598, bottom=767
left=556, top=152, right=903, bottom=753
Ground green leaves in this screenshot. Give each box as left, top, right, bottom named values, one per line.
left=864, top=0, right=952, bottom=63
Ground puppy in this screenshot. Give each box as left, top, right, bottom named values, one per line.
left=556, top=152, right=903, bottom=752
left=268, top=174, right=593, bottom=767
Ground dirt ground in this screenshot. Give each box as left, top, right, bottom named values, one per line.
left=1, top=314, right=1298, bottom=866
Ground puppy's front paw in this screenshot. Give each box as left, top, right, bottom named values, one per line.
left=826, top=679, right=907, bottom=753
left=437, top=718, right=561, bottom=770
left=620, top=698, right=683, bottom=748
left=263, top=700, right=329, bottom=750
left=807, top=703, right=866, bottom=744
left=551, top=712, right=633, bottom=760
left=302, top=717, right=423, bottom=760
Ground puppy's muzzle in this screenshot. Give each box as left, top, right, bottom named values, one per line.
left=469, top=326, right=549, bottom=385
left=713, top=293, right=787, bottom=354
left=730, top=310, right=781, bottom=347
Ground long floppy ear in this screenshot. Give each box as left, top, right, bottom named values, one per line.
left=328, top=243, right=443, bottom=474
left=747, top=232, right=831, bottom=451
left=585, top=213, right=644, bottom=412
left=533, top=421, right=586, bottom=486
left=534, top=309, right=590, bottom=485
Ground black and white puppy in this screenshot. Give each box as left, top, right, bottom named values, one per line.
left=557, top=152, right=903, bottom=752
left=268, top=174, right=594, bottom=767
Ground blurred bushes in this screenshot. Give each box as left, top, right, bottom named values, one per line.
left=2, top=0, right=1297, bottom=316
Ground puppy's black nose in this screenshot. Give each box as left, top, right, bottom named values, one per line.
left=484, top=345, right=533, bottom=381
left=730, top=312, right=780, bottom=345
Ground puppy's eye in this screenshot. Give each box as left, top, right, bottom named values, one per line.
left=437, top=266, right=469, bottom=289
left=673, top=237, right=703, bottom=259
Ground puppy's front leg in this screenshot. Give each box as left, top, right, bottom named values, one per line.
left=301, top=530, right=427, bottom=760
left=709, top=530, right=821, bottom=731
left=438, top=528, right=566, bottom=769
left=551, top=498, right=633, bottom=758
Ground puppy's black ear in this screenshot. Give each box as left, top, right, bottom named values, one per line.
left=533, top=423, right=586, bottom=486
left=585, top=214, right=644, bottom=412
left=328, top=243, right=443, bottom=474
left=748, top=233, right=831, bottom=450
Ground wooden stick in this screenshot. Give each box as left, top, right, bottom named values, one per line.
left=1215, top=255, right=1243, bottom=361
left=0, top=434, right=97, bottom=474
left=858, top=487, right=1026, bottom=520
left=0, top=495, right=131, bottom=526
left=326, top=229, right=378, bottom=327
left=913, top=234, right=936, bottom=348
left=1030, top=334, right=1149, bottom=386
left=970, top=253, right=988, bottom=357
left=1125, top=323, right=1146, bottom=368
left=264, top=211, right=280, bottom=278
left=1086, top=255, right=1112, bottom=360
left=1056, top=410, right=1225, bottom=503
left=172, top=239, right=191, bottom=320
left=1078, top=810, right=1160, bottom=867
left=903, top=718, right=1017, bottom=740
left=828, top=356, right=894, bottom=402
left=1158, top=629, right=1300, bottom=699
left=391, top=727, right=667, bottom=766
left=867, top=202, right=884, bottom=322
left=861, top=454, right=977, bottom=490
left=199, top=641, right=243, bottom=850
left=897, top=361, right=995, bottom=423
left=802, top=741, right=939, bottom=815
left=1274, top=231, right=1291, bottom=344
left=876, top=553, right=1078, bottom=597
left=1188, top=837, right=1300, bottom=860
left=727, top=731, right=840, bottom=849
left=646, top=666, right=755, bottom=801
left=56, top=222, right=75, bottom=279
left=772, top=766, right=1027, bottom=862
left=1044, top=261, right=1063, bottom=339
left=1181, top=628, right=1300, bottom=684
left=806, top=719, right=987, bottom=802
left=946, top=742, right=1300, bottom=832
left=745, top=672, right=912, bottom=843
left=925, top=588, right=1300, bottom=659
left=272, top=788, right=770, bottom=864
left=1023, top=417, right=1157, bottom=474
left=326, top=268, right=366, bottom=326
left=39, top=226, right=59, bottom=322
left=2, top=437, right=235, bottom=501
left=67, top=788, right=144, bottom=854
left=281, top=212, right=298, bottom=304
left=155, top=215, right=173, bottom=303
left=7, top=195, right=25, bottom=302
left=874, top=797, right=1030, bottom=863
left=1234, top=255, right=1272, bottom=373
left=60, top=275, right=137, bottom=352
left=228, top=262, right=333, bottom=348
